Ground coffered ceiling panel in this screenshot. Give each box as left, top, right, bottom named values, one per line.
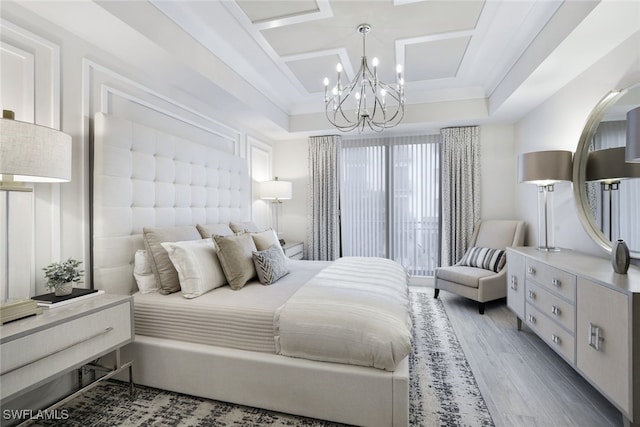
left=286, top=54, right=343, bottom=94
left=236, top=0, right=320, bottom=24
left=405, top=36, right=471, bottom=81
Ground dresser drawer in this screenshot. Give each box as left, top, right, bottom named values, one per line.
left=525, top=302, right=575, bottom=364
left=525, top=259, right=576, bottom=302
left=526, top=282, right=575, bottom=333
left=0, top=301, right=132, bottom=400
left=576, top=278, right=630, bottom=415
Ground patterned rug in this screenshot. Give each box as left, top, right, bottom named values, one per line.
left=35, top=288, right=493, bottom=427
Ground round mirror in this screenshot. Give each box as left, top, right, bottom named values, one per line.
left=573, top=82, right=640, bottom=259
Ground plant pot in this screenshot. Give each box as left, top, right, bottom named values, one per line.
left=55, top=282, right=74, bottom=296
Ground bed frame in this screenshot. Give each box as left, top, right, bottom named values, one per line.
left=92, top=112, right=409, bottom=426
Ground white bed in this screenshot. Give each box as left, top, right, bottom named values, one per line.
left=92, top=112, right=410, bottom=426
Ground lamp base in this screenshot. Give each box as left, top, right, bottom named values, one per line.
left=536, top=246, right=562, bottom=252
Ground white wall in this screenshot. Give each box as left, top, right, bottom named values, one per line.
left=273, top=125, right=518, bottom=253
left=1, top=4, right=274, bottom=293
left=515, top=32, right=640, bottom=257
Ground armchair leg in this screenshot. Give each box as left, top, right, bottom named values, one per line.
left=478, top=303, right=485, bottom=315
left=434, top=288, right=439, bottom=299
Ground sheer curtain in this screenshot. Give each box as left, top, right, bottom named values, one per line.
left=340, top=135, right=440, bottom=276
left=440, top=126, right=480, bottom=267
left=307, top=135, right=341, bottom=260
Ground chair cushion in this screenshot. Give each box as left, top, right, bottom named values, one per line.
left=436, top=266, right=497, bottom=288
left=459, top=247, right=506, bottom=273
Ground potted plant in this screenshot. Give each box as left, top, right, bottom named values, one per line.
left=43, top=258, right=84, bottom=296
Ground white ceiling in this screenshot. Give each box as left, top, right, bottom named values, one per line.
left=11, top=0, right=640, bottom=140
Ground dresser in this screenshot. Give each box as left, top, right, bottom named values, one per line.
left=0, top=294, right=133, bottom=411
left=507, top=247, right=640, bottom=427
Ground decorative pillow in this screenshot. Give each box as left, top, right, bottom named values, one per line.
left=133, top=250, right=158, bottom=294
left=251, top=229, right=285, bottom=256
left=196, top=223, right=234, bottom=239
left=253, top=244, right=289, bottom=285
left=229, top=221, right=260, bottom=233
left=161, top=239, right=227, bottom=299
left=213, top=233, right=257, bottom=290
left=142, top=225, right=202, bottom=294
left=459, top=247, right=506, bottom=273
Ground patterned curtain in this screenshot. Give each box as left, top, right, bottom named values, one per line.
left=440, top=126, right=480, bottom=266
left=307, top=135, right=342, bottom=260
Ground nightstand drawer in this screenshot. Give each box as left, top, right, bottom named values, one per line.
left=0, top=301, right=132, bottom=400
left=526, top=282, right=575, bottom=333
left=283, top=242, right=304, bottom=260
left=525, top=302, right=575, bottom=364
left=525, top=259, right=576, bottom=302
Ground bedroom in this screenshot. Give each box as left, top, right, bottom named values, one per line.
left=1, top=0, right=639, bottom=426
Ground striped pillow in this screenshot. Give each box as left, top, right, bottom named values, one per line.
left=459, top=247, right=506, bottom=273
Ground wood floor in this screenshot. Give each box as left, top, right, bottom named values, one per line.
left=414, top=285, right=623, bottom=427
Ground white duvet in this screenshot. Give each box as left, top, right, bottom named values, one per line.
left=274, top=257, right=412, bottom=371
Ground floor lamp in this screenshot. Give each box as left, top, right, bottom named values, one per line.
left=519, top=150, right=573, bottom=251
left=587, top=147, right=640, bottom=241
left=260, top=177, right=292, bottom=244
left=0, top=110, right=72, bottom=301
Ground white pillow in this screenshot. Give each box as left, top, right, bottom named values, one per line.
left=161, top=239, right=227, bottom=298
left=251, top=229, right=285, bottom=257
left=133, top=250, right=158, bottom=294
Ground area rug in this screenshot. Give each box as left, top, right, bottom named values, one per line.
left=35, top=288, right=494, bottom=427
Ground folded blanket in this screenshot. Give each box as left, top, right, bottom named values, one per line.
left=274, top=257, right=412, bottom=371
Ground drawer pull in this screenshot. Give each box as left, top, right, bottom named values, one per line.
left=528, top=290, right=536, bottom=300
left=1, top=327, right=114, bottom=376
left=528, top=314, right=536, bottom=324
left=551, top=334, right=561, bottom=345
left=527, top=266, right=536, bottom=275
left=551, top=278, right=561, bottom=288
left=551, top=305, right=561, bottom=316
left=510, top=276, right=517, bottom=290
left=588, top=322, right=604, bottom=351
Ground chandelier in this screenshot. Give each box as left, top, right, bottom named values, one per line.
left=323, top=24, right=405, bottom=133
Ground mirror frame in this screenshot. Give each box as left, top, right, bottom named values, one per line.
left=572, top=85, right=640, bottom=259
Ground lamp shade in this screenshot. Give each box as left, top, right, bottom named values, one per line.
left=519, top=150, right=573, bottom=185
left=260, top=178, right=292, bottom=201
left=626, top=106, right=640, bottom=163
left=586, top=147, right=640, bottom=182
left=0, top=118, right=72, bottom=182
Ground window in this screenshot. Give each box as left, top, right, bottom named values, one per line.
left=340, top=135, right=440, bottom=276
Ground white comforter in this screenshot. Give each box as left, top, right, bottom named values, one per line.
left=274, top=257, right=412, bottom=371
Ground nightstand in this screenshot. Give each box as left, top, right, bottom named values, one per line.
left=0, top=293, right=134, bottom=411
left=282, top=241, right=304, bottom=260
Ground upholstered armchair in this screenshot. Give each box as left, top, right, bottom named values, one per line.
left=434, top=219, right=526, bottom=314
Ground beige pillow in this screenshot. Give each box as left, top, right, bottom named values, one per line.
left=161, top=239, right=227, bottom=298
left=213, top=233, right=257, bottom=290
left=196, top=223, right=234, bottom=239
left=229, top=221, right=260, bottom=233
left=142, top=225, right=202, bottom=294
left=251, top=229, right=285, bottom=257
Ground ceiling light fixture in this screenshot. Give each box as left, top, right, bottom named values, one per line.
left=323, top=24, right=405, bottom=133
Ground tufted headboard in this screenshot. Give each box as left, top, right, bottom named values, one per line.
left=92, top=112, right=250, bottom=295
